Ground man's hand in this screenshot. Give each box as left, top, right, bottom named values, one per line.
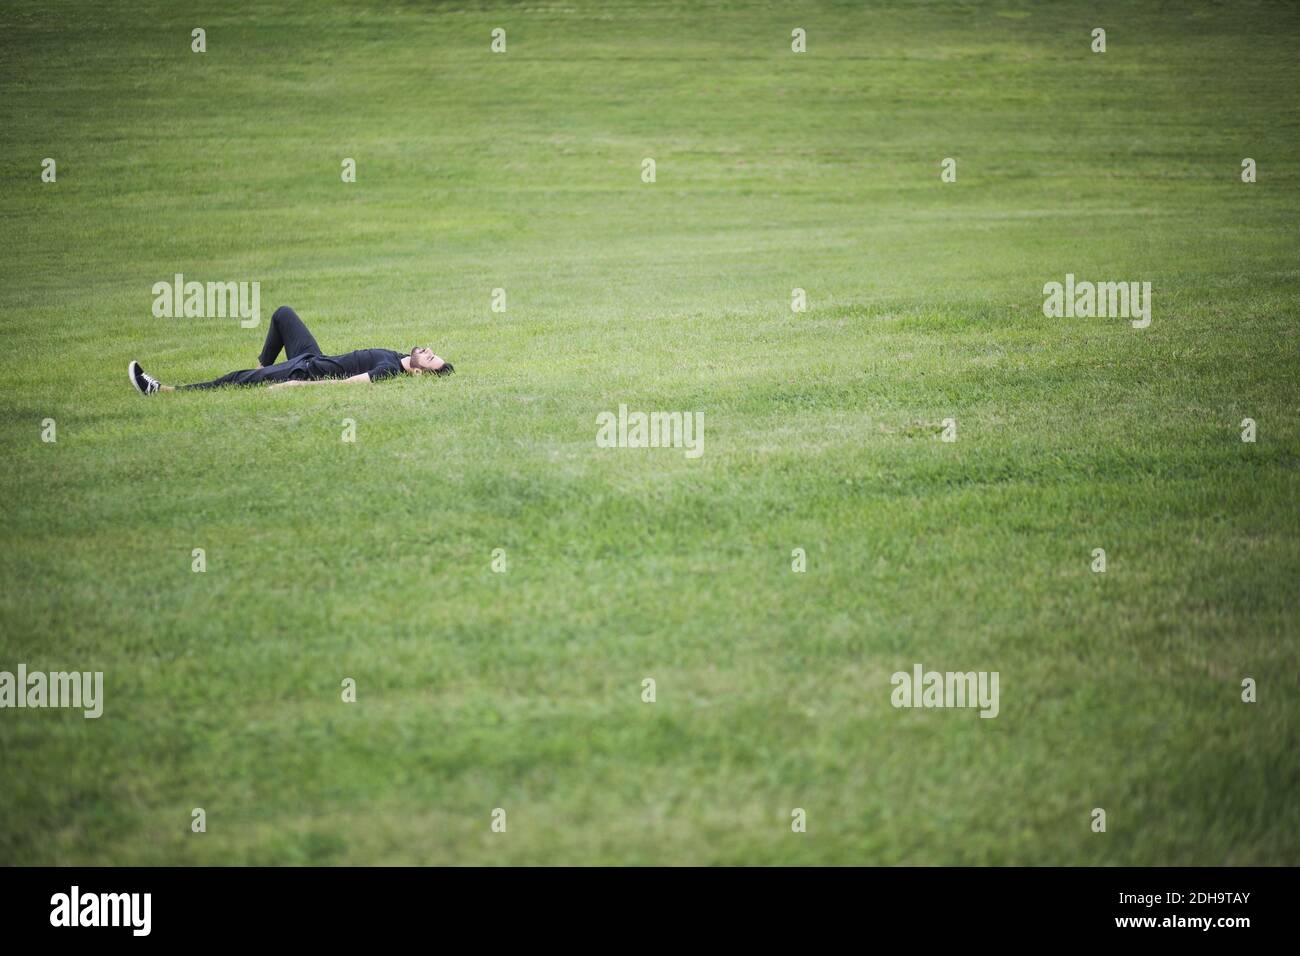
left=268, top=373, right=371, bottom=390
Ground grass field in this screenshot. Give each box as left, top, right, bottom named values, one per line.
left=1, top=0, right=1297, bottom=866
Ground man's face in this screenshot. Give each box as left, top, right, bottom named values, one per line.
left=410, top=347, right=445, bottom=373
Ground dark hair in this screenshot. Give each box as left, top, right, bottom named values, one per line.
left=434, top=361, right=455, bottom=377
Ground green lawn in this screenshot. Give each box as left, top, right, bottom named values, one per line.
left=1, top=0, right=1297, bottom=865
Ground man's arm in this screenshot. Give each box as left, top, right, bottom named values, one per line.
left=267, top=373, right=371, bottom=390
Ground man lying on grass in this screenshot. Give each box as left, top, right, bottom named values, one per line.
left=128, top=306, right=454, bottom=394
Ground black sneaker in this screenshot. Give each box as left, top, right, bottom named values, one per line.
left=129, top=360, right=161, bottom=395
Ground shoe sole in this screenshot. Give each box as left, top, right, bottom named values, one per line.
left=128, top=361, right=145, bottom=395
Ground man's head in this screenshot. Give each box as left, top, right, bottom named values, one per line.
left=408, top=347, right=454, bottom=376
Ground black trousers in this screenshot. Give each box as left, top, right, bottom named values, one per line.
left=182, top=307, right=322, bottom=389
